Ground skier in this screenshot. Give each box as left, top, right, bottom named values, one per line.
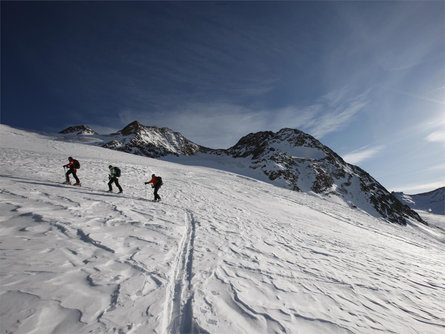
left=145, top=174, right=163, bottom=201
left=63, top=157, right=81, bottom=186
left=107, top=165, right=123, bottom=193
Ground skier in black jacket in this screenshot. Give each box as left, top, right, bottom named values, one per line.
left=107, top=165, right=123, bottom=193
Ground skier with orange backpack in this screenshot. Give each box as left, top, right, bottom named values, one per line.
left=144, top=174, right=163, bottom=201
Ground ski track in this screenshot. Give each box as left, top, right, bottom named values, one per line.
left=1, top=130, right=445, bottom=333
left=163, top=210, right=206, bottom=334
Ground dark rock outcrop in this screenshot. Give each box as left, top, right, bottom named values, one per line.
left=59, top=125, right=98, bottom=135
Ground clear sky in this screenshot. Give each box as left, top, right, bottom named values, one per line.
left=1, top=1, right=444, bottom=194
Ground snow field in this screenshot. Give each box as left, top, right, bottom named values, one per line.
left=1, top=125, right=445, bottom=333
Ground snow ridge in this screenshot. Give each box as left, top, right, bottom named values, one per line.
left=393, top=187, right=445, bottom=215
left=77, top=228, right=116, bottom=253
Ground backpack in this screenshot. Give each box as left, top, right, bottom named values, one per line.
left=73, top=159, right=80, bottom=169
left=114, top=167, right=121, bottom=177
left=156, top=176, right=163, bottom=185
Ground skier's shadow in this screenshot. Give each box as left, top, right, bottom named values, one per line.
left=82, top=191, right=148, bottom=202
left=0, top=174, right=69, bottom=189
left=1, top=174, right=147, bottom=201
left=18, top=180, right=72, bottom=189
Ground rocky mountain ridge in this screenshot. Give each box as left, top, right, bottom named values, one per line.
left=393, top=187, right=444, bottom=215
left=101, top=121, right=204, bottom=157
left=224, top=128, right=425, bottom=225
left=59, top=125, right=98, bottom=135
left=59, top=121, right=426, bottom=226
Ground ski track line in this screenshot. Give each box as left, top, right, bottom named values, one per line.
left=162, top=210, right=206, bottom=334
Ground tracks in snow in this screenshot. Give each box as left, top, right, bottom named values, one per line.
left=164, top=210, right=207, bottom=334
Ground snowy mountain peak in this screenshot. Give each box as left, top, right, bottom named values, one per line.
left=120, top=120, right=145, bottom=136
left=103, top=121, right=202, bottom=158
left=223, top=128, right=425, bottom=225
left=228, top=128, right=329, bottom=160
left=59, top=125, right=98, bottom=135
left=277, top=127, right=324, bottom=147
left=393, top=187, right=445, bottom=215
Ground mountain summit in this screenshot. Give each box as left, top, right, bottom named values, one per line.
left=224, top=128, right=425, bottom=226
left=59, top=125, right=98, bottom=135
left=60, top=122, right=425, bottom=226
left=102, top=121, right=204, bottom=157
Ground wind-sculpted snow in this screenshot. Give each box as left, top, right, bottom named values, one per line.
left=1, top=125, right=445, bottom=333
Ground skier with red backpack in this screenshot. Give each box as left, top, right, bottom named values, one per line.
left=145, top=174, right=163, bottom=201
left=63, top=156, right=81, bottom=186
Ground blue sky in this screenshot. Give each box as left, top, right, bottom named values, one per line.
left=1, top=1, right=444, bottom=194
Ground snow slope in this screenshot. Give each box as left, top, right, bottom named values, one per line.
left=1, top=124, right=445, bottom=334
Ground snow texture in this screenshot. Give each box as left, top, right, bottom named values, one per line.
left=1, top=124, right=445, bottom=334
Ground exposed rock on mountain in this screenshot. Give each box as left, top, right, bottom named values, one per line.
left=393, top=187, right=445, bottom=215
left=102, top=121, right=204, bottom=158
left=59, top=125, right=98, bottom=135
left=225, top=128, right=425, bottom=226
